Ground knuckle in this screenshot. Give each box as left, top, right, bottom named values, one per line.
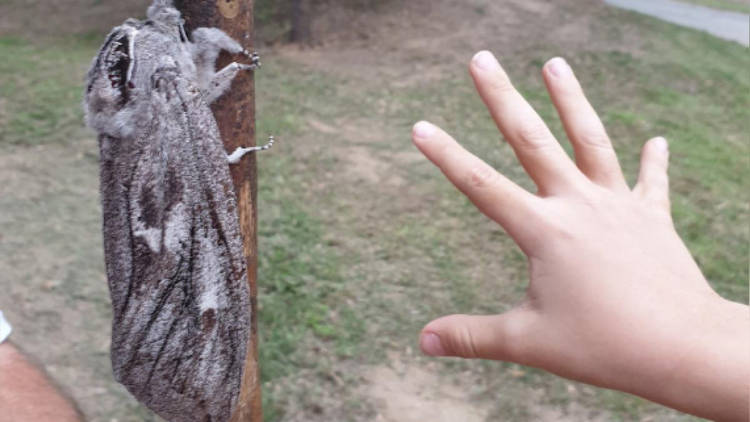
left=516, top=123, right=552, bottom=150
left=465, top=163, right=499, bottom=190
left=450, top=317, right=480, bottom=358
left=576, top=127, right=612, bottom=151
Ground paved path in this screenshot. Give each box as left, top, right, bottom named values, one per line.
left=604, top=0, right=749, bottom=46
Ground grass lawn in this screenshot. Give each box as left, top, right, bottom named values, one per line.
left=0, top=0, right=747, bottom=421
left=678, top=0, right=750, bottom=14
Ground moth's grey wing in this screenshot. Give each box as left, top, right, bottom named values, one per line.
left=100, top=65, right=250, bottom=422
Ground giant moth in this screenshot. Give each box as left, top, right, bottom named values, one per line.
left=83, top=1, right=271, bottom=420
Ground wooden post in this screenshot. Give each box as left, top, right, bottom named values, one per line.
left=173, top=1, right=262, bottom=421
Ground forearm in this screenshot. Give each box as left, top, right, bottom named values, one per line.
left=0, top=342, right=82, bottom=422
left=634, top=298, right=749, bottom=422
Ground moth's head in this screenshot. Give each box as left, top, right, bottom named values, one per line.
left=147, top=0, right=182, bottom=27
left=84, top=26, right=138, bottom=136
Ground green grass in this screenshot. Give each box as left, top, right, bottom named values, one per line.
left=0, top=36, right=94, bottom=146
left=256, top=193, right=365, bottom=420
left=678, top=0, right=750, bottom=14
left=254, top=61, right=370, bottom=420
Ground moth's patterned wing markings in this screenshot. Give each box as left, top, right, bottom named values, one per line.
left=86, top=12, right=251, bottom=422
left=107, top=65, right=248, bottom=422
left=174, top=70, right=250, bottom=404
left=113, top=64, right=194, bottom=405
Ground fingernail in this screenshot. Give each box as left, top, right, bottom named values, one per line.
left=420, top=332, right=447, bottom=356
left=653, top=137, right=668, bottom=152
left=413, top=121, right=436, bottom=139
left=547, top=57, right=570, bottom=78
left=472, top=50, right=499, bottom=71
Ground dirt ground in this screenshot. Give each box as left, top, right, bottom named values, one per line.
left=1, top=0, right=742, bottom=420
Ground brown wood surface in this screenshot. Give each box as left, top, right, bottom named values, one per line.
left=172, top=1, right=262, bottom=421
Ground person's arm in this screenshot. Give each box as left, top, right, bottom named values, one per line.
left=412, top=51, right=749, bottom=421
left=0, top=342, right=82, bottom=421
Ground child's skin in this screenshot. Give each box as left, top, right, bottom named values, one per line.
left=0, top=342, right=82, bottom=421
left=412, top=51, right=749, bottom=422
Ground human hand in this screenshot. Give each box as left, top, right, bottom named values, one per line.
left=412, top=51, right=749, bottom=421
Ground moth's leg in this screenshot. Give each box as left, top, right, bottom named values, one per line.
left=205, top=61, right=259, bottom=104
left=227, top=136, right=274, bottom=164
left=191, top=27, right=261, bottom=65
left=192, top=27, right=244, bottom=54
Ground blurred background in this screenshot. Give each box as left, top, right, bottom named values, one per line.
left=0, top=0, right=747, bottom=420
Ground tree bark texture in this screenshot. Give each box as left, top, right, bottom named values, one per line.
left=172, top=1, right=262, bottom=421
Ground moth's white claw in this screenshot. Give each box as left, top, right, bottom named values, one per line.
left=226, top=136, right=274, bottom=164
left=241, top=50, right=261, bottom=69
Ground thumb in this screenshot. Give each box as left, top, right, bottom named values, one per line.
left=419, top=308, right=535, bottom=362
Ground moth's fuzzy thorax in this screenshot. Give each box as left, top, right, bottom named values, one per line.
left=147, top=0, right=180, bottom=25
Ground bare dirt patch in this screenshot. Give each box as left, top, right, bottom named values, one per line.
left=343, top=146, right=402, bottom=186
left=365, top=355, right=489, bottom=422
left=275, top=0, right=648, bottom=84
left=305, top=117, right=405, bottom=186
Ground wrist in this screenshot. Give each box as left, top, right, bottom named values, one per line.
left=644, top=295, right=749, bottom=421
